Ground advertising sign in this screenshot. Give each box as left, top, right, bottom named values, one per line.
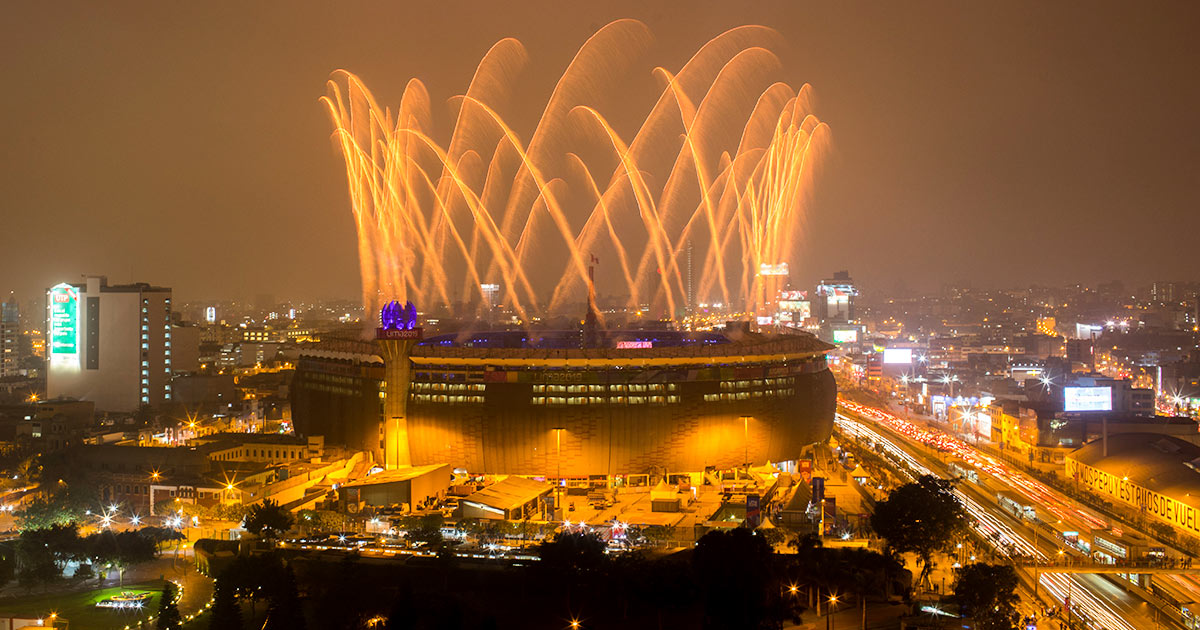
left=759, top=262, right=789, bottom=276
left=882, top=348, right=914, bottom=364
left=832, top=329, right=858, bottom=343
left=616, top=340, right=652, bottom=349
left=1064, top=386, right=1112, bottom=412
left=745, top=494, right=761, bottom=528
left=49, top=283, right=78, bottom=357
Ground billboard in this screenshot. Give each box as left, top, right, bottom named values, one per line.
left=616, top=340, right=652, bottom=349
left=883, top=348, right=914, bottom=364
left=778, top=300, right=811, bottom=319
left=758, top=262, right=789, bottom=276
left=832, top=329, right=858, bottom=343
left=1064, top=386, right=1112, bottom=412
left=49, top=283, right=79, bottom=359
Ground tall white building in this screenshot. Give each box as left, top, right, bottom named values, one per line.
left=1, top=296, right=18, bottom=378
left=47, top=276, right=173, bottom=412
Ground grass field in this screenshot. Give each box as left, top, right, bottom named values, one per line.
left=0, top=580, right=166, bottom=630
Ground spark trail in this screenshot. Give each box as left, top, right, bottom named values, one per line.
left=322, top=20, right=828, bottom=321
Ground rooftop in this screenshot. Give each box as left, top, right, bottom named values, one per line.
left=462, top=476, right=552, bottom=512
left=1071, top=433, right=1200, bottom=510
left=340, top=463, right=449, bottom=488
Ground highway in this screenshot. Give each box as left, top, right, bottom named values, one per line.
left=835, top=402, right=1177, bottom=630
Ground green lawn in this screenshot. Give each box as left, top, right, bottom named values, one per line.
left=0, top=580, right=166, bottom=630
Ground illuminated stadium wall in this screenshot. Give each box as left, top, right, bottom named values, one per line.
left=403, top=334, right=836, bottom=475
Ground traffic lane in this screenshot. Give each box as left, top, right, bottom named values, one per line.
left=836, top=413, right=1151, bottom=630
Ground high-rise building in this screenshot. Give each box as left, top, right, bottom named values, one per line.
left=816, top=270, right=858, bottom=324
left=46, top=276, right=173, bottom=412
left=1, top=295, right=18, bottom=377
left=479, top=283, right=500, bottom=311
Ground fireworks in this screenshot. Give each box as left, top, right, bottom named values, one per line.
left=323, top=19, right=828, bottom=321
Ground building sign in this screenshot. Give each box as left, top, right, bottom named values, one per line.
left=1064, top=386, right=1112, bottom=412
left=745, top=494, right=761, bottom=528
left=616, top=340, right=653, bottom=349
left=832, top=329, right=857, bottom=343
left=882, top=348, right=913, bottom=364
left=376, top=328, right=422, bottom=340
left=759, top=262, right=789, bottom=276
left=49, top=283, right=78, bottom=357
left=1067, top=458, right=1200, bottom=536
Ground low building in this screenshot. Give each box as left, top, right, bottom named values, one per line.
left=338, top=463, right=451, bottom=512
left=460, top=476, right=552, bottom=520
left=1066, top=434, right=1200, bottom=539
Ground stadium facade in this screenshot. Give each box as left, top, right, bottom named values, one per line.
left=293, top=327, right=836, bottom=478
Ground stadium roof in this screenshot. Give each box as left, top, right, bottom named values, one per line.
left=463, top=476, right=551, bottom=512
left=1070, top=433, right=1200, bottom=509
left=340, top=463, right=449, bottom=489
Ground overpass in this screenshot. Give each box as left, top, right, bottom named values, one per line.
left=1013, top=560, right=1200, bottom=575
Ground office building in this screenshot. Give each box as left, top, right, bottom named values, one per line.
left=46, top=276, right=173, bottom=412
left=1, top=296, right=17, bottom=378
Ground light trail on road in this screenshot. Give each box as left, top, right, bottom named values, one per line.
left=839, top=400, right=1108, bottom=531
left=836, top=412, right=1137, bottom=630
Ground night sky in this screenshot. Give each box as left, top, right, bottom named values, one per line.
left=3, top=1, right=1197, bottom=306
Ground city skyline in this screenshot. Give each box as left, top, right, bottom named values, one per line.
left=3, top=2, right=1199, bottom=306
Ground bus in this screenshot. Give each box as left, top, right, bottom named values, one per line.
left=948, top=460, right=979, bottom=484
left=996, top=490, right=1037, bottom=521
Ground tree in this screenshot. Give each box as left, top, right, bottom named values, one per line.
left=692, top=528, right=780, bottom=630
left=15, top=455, right=42, bottom=484
left=209, top=573, right=244, bottom=630
left=85, top=530, right=158, bottom=586
left=953, top=563, right=1021, bottom=630
left=404, top=513, right=445, bottom=549
left=536, top=531, right=608, bottom=578
left=264, top=565, right=306, bottom=630
left=226, top=554, right=278, bottom=617
left=157, top=581, right=183, bottom=630
left=297, top=509, right=345, bottom=535
left=244, top=500, right=292, bottom=540
left=870, top=475, right=966, bottom=587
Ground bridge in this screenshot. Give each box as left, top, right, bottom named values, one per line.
left=1012, top=560, right=1200, bottom=575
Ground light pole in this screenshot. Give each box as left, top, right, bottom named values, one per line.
left=827, top=594, right=838, bottom=630
left=552, top=427, right=564, bottom=518
left=741, top=415, right=752, bottom=470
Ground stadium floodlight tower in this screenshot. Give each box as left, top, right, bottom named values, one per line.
left=376, top=300, right=422, bottom=469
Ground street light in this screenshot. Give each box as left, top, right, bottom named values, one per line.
left=552, top=427, right=565, bottom=518
left=740, top=415, right=752, bottom=468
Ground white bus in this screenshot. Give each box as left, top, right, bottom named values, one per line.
left=948, top=460, right=979, bottom=484
left=997, top=490, right=1037, bottom=521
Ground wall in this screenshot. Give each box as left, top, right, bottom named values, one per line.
left=1067, top=457, right=1200, bottom=537
left=406, top=369, right=836, bottom=475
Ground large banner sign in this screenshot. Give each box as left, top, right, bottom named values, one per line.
left=49, top=283, right=79, bottom=359
left=1068, top=458, right=1200, bottom=535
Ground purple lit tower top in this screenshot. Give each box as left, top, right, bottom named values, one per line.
left=380, top=300, right=418, bottom=331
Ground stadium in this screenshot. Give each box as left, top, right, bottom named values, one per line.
left=398, top=329, right=836, bottom=478
left=293, top=324, right=836, bottom=479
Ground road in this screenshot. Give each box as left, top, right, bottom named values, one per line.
left=835, top=402, right=1175, bottom=630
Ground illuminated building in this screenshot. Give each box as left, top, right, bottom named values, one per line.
left=293, top=327, right=835, bottom=478
left=480, top=283, right=501, bottom=311
left=46, top=276, right=173, bottom=411
left=0, top=296, right=17, bottom=377
left=815, top=271, right=858, bottom=325
left=1067, top=434, right=1200, bottom=540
